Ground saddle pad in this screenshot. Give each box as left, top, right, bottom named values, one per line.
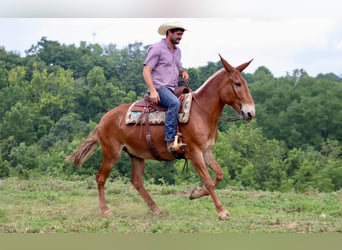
left=125, top=93, right=193, bottom=125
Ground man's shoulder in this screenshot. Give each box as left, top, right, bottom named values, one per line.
left=147, top=39, right=167, bottom=54
left=149, top=39, right=166, bottom=49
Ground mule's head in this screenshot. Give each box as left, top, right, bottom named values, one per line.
left=218, top=55, right=255, bottom=122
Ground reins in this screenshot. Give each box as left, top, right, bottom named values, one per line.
left=191, top=92, right=241, bottom=123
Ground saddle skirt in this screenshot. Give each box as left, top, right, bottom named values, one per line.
left=125, top=93, right=193, bottom=125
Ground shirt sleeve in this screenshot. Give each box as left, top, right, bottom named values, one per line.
left=144, top=46, right=160, bottom=69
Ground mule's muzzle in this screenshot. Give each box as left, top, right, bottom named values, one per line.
left=240, top=104, right=255, bottom=122
left=241, top=111, right=253, bottom=122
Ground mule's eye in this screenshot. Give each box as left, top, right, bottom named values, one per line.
left=234, top=82, right=242, bottom=87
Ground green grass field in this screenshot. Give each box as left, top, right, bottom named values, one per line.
left=0, top=177, right=341, bottom=233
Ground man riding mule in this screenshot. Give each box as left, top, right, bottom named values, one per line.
left=67, top=23, right=255, bottom=220
left=143, top=21, right=190, bottom=153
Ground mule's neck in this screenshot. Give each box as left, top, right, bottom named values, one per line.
left=193, top=69, right=226, bottom=126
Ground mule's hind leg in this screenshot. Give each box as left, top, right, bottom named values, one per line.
left=96, top=141, right=121, bottom=217
left=189, top=150, right=225, bottom=200
left=130, top=155, right=163, bottom=215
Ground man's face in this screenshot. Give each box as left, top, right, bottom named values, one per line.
left=169, top=30, right=184, bottom=44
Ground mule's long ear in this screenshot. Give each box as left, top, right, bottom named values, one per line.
left=219, top=54, right=234, bottom=73
left=236, top=59, right=253, bottom=72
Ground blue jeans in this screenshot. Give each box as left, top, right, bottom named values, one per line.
left=156, top=87, right=181, bottom=142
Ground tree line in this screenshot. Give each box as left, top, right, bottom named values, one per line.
left=0, top=37, right=341, bottom=192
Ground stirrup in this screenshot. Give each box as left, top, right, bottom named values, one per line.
left=168, top=135, right=187, bottom=153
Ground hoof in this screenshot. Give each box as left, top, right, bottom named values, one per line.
left=218, top=210, right=230, bottom=220
left=151, top=209, right=168, bottom=216
left=101, top=208, right=113, bottom=217
left=189, top=187, right=209, bottom=200
left=189, top=187, right=201, bottom=200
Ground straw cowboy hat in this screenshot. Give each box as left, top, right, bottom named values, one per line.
left=158, top=22, right=187, bottom=35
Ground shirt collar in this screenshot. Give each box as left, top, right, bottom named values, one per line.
left=162, top=38, right=178, bottom=50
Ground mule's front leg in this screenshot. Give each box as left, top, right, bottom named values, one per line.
left=203, top=180, right=230, bottom=220
left=190, top=154, right=230, bottom=220
left=190, top=150, right=224, bottom=200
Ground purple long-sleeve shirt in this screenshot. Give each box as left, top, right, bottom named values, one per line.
left=144, top=38, right=181, bottom=91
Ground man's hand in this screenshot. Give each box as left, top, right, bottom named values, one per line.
left=143, top=65, right=160, bottom=104
left=180, top=71, right=190, bottom=82
left=149, top=89, right=160, bottom=104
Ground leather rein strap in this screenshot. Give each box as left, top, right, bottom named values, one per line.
left=192, top=93, right=241, bottom=122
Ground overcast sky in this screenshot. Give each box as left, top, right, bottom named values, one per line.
left=1, top=0, right=341, bottom=77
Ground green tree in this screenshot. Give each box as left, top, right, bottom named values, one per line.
left=9, top=142, right=39, bottom=179
left=40, top=113, right=92, bottom=150
left=0, top=61, right=8, bottom=89
left=0, top=154, right=10, bottom=178
left=251, top=70, right=342, bottom=150
left=214, top=121, right=288, bottom=191
left=86, top=66, right=106, bottom=87
left=37, top=68, right=76, bottom=122
left=0, top=102, right=37, bottom=146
